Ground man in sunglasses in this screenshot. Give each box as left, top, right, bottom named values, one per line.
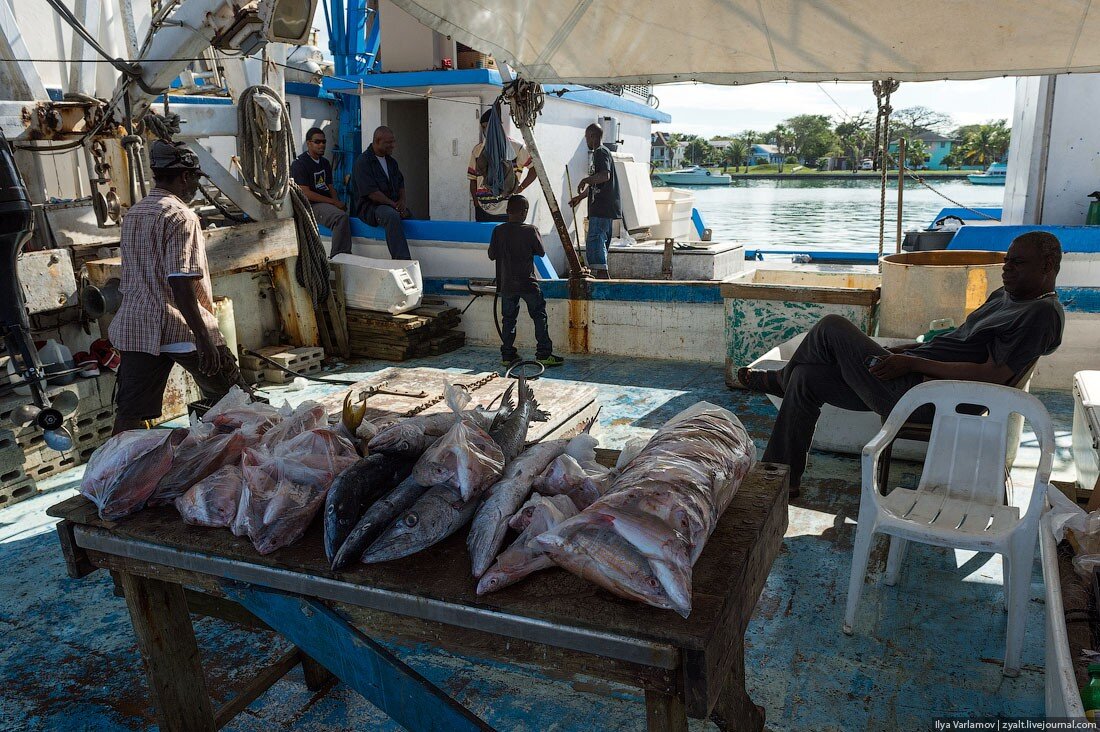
left=109, top=140, right=248, bottom=434
left=291, top=127, right=352, bottom=258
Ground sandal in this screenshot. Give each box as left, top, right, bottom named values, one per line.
left=737, top=367, right=785, bottom=397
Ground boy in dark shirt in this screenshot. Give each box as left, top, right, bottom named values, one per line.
left=488, top=195, right=563, bottom=368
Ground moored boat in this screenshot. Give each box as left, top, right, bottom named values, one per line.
left=654, top=165, right=731, bottom=186
left=967, top=161, right=1008, bottom=185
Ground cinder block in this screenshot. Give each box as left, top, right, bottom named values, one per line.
left=0, top=476, right=36, bottom=508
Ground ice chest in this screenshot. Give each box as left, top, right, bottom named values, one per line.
left=1073, top=370, right=1100, bottom=493
left=331, top=254, right=423, bottom=314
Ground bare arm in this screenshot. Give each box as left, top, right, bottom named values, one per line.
left=580, top=170, right=611, bottom=188
left=870, top=353, right=1015, bottom=385
left=169, top=276, right=222, bottom=375
left=297, top=183, right=344, bottom=209
left=517, top=167, right=538, bottom=192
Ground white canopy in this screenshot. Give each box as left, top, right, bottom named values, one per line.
left=391, top=0, right=1100, bottom=84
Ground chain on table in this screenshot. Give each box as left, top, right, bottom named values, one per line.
left=400, top=372, right=500, bottom=417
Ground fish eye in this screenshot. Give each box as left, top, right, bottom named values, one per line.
left=404, top=513, right=419, bottom=527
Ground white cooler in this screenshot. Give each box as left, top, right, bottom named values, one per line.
left=331, top=253, right=423, bottom=315
left=1072, top=370, right=1100, bottom=494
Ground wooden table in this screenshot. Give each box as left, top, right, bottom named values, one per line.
left=49, top=463, right=788, bottom=732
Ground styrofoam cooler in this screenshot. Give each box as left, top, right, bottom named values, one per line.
left=1072, top=370, right=1100, bottom=493
left=650, top=187, right=694, bottom=240
left=331, top=254, right=423, bottom=314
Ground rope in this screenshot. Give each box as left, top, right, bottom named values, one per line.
left=873, top=79, right=900, bottom=258
left=237, top=85, right=293, bottom=208
left=504, top=79, right=545, bottom=129
left=882, top=150, right=1001, bottom=222
left=143, top=111, right=181, bottom=140
left=289, top=185, right=331, bottom=306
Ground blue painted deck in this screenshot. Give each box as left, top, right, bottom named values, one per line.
left=0, top=347, right=1074, bottom=731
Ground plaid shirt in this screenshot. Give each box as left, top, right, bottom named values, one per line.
left=108, top=189, right=224, bottom=355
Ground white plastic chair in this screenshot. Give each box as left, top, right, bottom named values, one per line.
left=842, top=381, right=1055, bottom=677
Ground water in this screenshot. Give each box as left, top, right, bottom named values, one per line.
left=687, top=178, right=1003, bottom=252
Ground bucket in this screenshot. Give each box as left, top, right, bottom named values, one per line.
left=879, top=250, right=1004, bottom=338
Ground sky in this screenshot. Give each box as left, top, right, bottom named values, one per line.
left=651, top=78, right=1017, bottom=139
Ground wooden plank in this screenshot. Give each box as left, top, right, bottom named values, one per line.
left=118, top=572, right=216, bottom=732
left=720, top=282, right=881, bottom=306
left=55, top=519, right=97, bottom=579
left=645, top=690, right=689, bottom=732
left=84, top=220, right=300, bottom=287
left=270, top=258, right=321, bottom=348
left=708, top=641, right=765, bottom=732
left=225, top=585, right=495, bottom=731
left=212, top=649, right=300, bottom=730
left=300, top=652, right=336, bottom=692
left=322, top=266, right=350, bottom=359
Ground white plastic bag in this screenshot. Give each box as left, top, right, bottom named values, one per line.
left=81, top=429, right=188, bottom=520
left=412, top=382, right=504, bottom=499
left=175, top=465, right=244, bottom=528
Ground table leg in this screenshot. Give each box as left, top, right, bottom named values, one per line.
left=709, top=642, right=765, bottom=732
left=645, top=689, right=689, bottom=732
left=299, top=650, right=335, bottom=691
left=119, top=572, right=215, bottom=732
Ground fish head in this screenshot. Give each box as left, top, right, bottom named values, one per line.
left=476, top=571, right=505, bottom=596
left=369, top=423, right=424, bottom=454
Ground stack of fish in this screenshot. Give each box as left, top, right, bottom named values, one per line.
left=536, top=402, right=756, bottom=617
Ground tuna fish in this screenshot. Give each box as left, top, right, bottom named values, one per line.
left=467, top=432, right=597, bottom=579
left=367, top=384, right=515, bottom=455
left=323, top=452, right=416, bottom=562
left=476, top=493, right=578, bottom=595
left=331, top=475, right=431, bottom=570
left=361, top=485, right=477, bottom=564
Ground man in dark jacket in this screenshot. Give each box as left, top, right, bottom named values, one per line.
left=352, top=126, right=412, bottom=259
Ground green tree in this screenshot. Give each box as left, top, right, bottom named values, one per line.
left=893, top=106, right=953, bottom=138
left=784, top=114, right=838, bottom=165
left=905, top=138, right=930, bottom=169
left=725, top=139, right=748, bottom=172
left=770, top=123, right=794, bottom=172
left=835, top=112, right=873, bottom=172
left=958, top=121, right=1011, bottom=167
left=740, top=129, right=760, bottom=166
left=684, top=137, right=712, bottom=165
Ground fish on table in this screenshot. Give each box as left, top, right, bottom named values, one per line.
left=476, top=493, right=578, bottom=595
left=361, top=484, right=477, bottom=564
left=331, top=475, right=431, bottom=570
left=367, top=383, right=515, bottom=455
left=323, top=452, right=416, bottom=562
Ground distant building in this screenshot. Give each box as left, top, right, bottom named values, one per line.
left=889, top=131, right=956, bottom=170
left=651, top=131, right=685, bottom=168
left=750, top=143, right=784, bottom=165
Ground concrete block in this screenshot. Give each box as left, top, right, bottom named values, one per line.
left=0, top=476, right=36, bottom=508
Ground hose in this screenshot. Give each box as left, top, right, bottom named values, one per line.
left=237, top=85, right=293, bottom=207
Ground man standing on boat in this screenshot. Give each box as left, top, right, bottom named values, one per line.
left=569, top=124, right=620, bottom=279
left=353, top=126, right=412, bottom=260
left=468, top=108, right=537, bottom=222
left=109, top=140, right=248, bottom=435
left=740, top=231, right=1065, bottom=498
left=291, top=127, right=352, bottom=258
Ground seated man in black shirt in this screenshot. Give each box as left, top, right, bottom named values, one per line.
left=290, top=127, right=351, bottom=258
left=352, top=126, right=412, bottom=260
left=488, top=195, right=563, bottom=368
left=740, top=231, right=1065, bottom=497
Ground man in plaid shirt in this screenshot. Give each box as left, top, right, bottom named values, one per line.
left=109, top=140, right=247, bottom=434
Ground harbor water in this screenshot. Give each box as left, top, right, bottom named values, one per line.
left=688, top=178, right=1004, bottom=252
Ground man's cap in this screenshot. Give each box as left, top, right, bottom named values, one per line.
left=149, top=140, right=203, bottom=173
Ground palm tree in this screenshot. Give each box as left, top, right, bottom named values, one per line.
left=726, top=139, right=748, bottom=172
left=740, top=129, right=759, bottom=169
left=906, top=138, right=930, bottom=169
left=773, top=124, right=792, bottom=173
left=959, top=122, right=1011, bottom=167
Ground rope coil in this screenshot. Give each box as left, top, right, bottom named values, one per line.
left=238, top=85, right=293, bottom=208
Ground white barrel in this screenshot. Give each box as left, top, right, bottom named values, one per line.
left=213, top=297, right=238, bottom=357
left=879, top=250, right=1005, bottom=337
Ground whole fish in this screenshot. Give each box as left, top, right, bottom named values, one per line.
left=531, top=454, right=607, bottom=510
left=99, top=429, right=188, bottom=521
left=468, top=433, right=596, bottom=578
left=368, top=384, right=515, bottom=455
left=536, top=523, right=677, bottom=613
left=361, top=485, right=477, bottom=564
left=151, top=431, right=247, bottom=506
left=476, top=493, right=578, bottom=595
left=591, top=508, right=693, bottom=616
left=488, top=377, right=548, bottom=464
left=331, top=475, right=431, bottom=570
left=175, top=464, right=244, bottom=528
left=323, top=452, right=416, bottom=562
left=509, top=493, right=577, bottom=532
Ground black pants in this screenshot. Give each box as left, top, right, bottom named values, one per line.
left=115, top=347, right=248, bottom=420
left=500, top=290, right=553, bottom=360
left=761, top=315, right=925, bottom=487
left=474, top=205, right=508, bottom=223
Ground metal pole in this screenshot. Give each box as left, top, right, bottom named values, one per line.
left=896, top=137, right=905, bottom=253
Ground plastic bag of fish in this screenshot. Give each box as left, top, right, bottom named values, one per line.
left=536, top=402, right=756, bottom=617
left=81, top=428, right=189, bottom=520
left=231, top=428, right=358, bottom=554
left=175, top=464, right=244, bottom=528
left=412, top=382, right=504, bottom=500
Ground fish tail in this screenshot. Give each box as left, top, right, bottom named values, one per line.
left=497, top=382, right=516, bottom=417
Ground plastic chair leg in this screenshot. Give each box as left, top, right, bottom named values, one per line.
left=883, top=537, right=909, bottom=587
left=844, top=519, right=876, bottom=635
left=1002, top=544, right=1034, bottom=677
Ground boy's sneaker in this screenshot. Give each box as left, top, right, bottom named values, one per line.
left=501, top=356, right=522, bottom=368
left=536, top=354, right=564, bottom=367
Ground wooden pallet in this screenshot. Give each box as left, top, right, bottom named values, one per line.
left=347, top=301, right=463, bottom=362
